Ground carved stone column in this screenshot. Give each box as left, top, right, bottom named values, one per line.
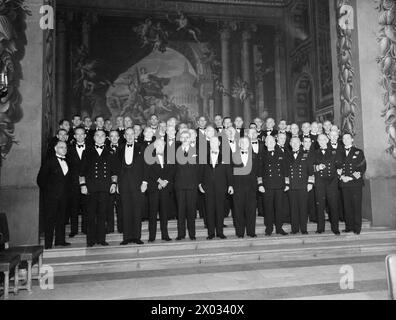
left=220, top=28, right=231, bottom=117
left=82, top=15, right=91, bottom=54
left=232, top=33, right=242, bottom=118
left=274, top=29, right=288, bottom=122
left=56, top=15, right=67, bottom=121
left=241, top=29, right=252, bottom=123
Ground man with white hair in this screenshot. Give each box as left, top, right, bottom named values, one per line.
left=265, top=117, right=278, bottom=138
left=199, top=137, right=233, bottom=240
left=232, top=137, right=261, bottom=238
left=260, top=135, right=288, bottom=236
left=234, top=116, right=245, bottom=138
left=312, top=134, right=342, bottom=235
left=175, top=131, right=201, bottom=241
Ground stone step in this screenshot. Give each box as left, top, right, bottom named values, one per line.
left=62, top=219, right=374, bottom=244
left=43, top=229, right=396, bottom=258
left=43, top=235, right=396, bottom=275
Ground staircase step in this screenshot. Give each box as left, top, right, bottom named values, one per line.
left=43, top=236, right=396, bottom=274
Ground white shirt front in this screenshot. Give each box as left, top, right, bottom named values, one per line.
left=157, top=154, right=164, bottom=168
left=95, top=145, right=104, bottom=157
left=251, top=141, right=259, bottom=154
left=229, top=141, right=236, bottom=153
left=76, top=143, right=85, bottom=160
left=125, top=144, right=134, bottom=165
left=56, top=155, right=69, bottom=176
left=210, top=151, right=219, bottom=168
left=241, top=151, right=249, bottom=167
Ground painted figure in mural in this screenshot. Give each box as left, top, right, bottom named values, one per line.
left=138, top=67, right=170, bottom=99
left=0, top=0, right=30, bottom=159
left=232, top=78, right=253, bottom=103
left=133, top=18, right=169, bottom=53
left=167, top=11, right=201, bottom=44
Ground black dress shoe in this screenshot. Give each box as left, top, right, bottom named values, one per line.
left=277, top=230, right=288, bottom=236
left=99, top=242, right=109, bottom=246
left=190, top=237, right=196, bottom=241
left=148, top=239, right=155, bottom=243
left=55, top=242, right=71, bottom=247
left=207, top=236, right=214, bottom=240
left=69, top=233, right=77, bottom=238
left=237, top=236, right=244, bottom=239
left=354, top=231, right=361, bottom=235
left=291, top=232, right=298, bottom=235
left=342, top=229, right=352, bottom=233
left=315, top=231, right=323, bottom=234
left=302, top=231, right=308, bottom=235
left=87, top=243, right=95, bottom=248
left=44, top=245, right=52, bottom=250
left=133, top=239, right=144, bottom=245
left=249, top=234, right=257, bottom=238
left=120, top=240, right=131, bottom=245
left=334, top=231, right=341, bottom=236
left=265, top=233, right=271, bottom=237
left=162, top=237, right=172, bottom=241
left=176, top=236, right=184, bottom=241
left=218, top=235, right=227, bottom=239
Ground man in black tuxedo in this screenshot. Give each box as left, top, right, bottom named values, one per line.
left=37, top=141, right=71, bottom=249
left=264, top=118, right=278, bottom=139
left=234, top=116, right=245, bottom=139
left=248, top=129, right=265, bottom=219
left=302, top=136, right=317, bottom=223
left=260, top=135, right=289, bottom=236
left=83, top=116, right=93, bottom=136
left=66, top=127, right=88, bottom=237
left=143, top=139, right=175, bottom=242
left=312, top=134, right=342, bottom=235
left=165, top=126, right=179, bottom=220
left=79, top=130, right=118, bottom=247
left=285, top=137, right=315, bottom=235
left=232, top=137, right=261, bottom=238
left=118, top=128, right=145, bottom=245
left=310, top=122, right=320, bottom=150
left=214, top=114, right=224, bottom=134
left=253, top=117, right=265, bottom=141
left=199, top=137, right=233, bottom=240
left=106, top=130, right=123, bottom=233
left=339, top=133, right=367, bottom=235
left=174, top=131, right=201, bottom=241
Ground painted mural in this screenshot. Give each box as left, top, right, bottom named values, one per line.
left=106, top=48, right=199, bottom=125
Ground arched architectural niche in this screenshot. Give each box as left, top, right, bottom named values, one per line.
left=293, top=72, right=314, bottom=126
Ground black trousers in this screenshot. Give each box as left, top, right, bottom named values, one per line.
left=205, top=191, right=226, bottom=237
left=342, top=187, right=363, bottom=233
left=338, top=188, right=345, bottom=222
left=148, top=190, right=170, bottom=240
left=107, top=193, right=122, bottom=233
left=86, top=191, right=109, bottom=246
left=176, top=189, right=197, bottom=239
left=233, top=187, right=257, bottom=237
left=308, top=187, right=317, bottom=222
left=70, top=186, right=87, bottom=234
left=264, top=189, right=284, bottom=235
left=282, top=192, right=291, bottom=224
left=315, top=178, right=339, bottom=233
left=44, top=194, right=66, bottom=248
left=257, top=192, right=265, bottom=217
left=121, top=189, right=144, bottom=241
left=289, top=189, right=308, bottom=233
left=167, top=190, right=178, bottom=220
left=197, top=192, right=207, bottom=226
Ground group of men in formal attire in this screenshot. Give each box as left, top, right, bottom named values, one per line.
left=37, top=113, right=367, bottom=249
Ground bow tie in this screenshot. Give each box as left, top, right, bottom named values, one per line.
left=211, top=151, right=219, bottom=155
left=57, top=156, right=65, bottom=161
left=241, top=151, right=248, bottom=155
left=294, top=151, right=299, bottom=155
left=229, top=140, right=234, bottom=144
left=345, top=147, right=351, bottom=152
left=111, top=144, right=118, bottom=148
left=77, top=144, right=85, bottom=148
left=321, top=148, right=327, bottom=151
left=252, top=142, right=258, bottom=145
left=95, top=145, right=104, bottom=149
left=332, top=144, right=337, bottom=147
left=127, top=144, right=133, bottom=148
left=217, top=126, right=223, bottom=129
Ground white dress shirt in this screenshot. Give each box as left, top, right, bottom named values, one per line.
left=95, top=145, right=104, bottom=156
left=76, top=143, right=85, bottom=160
left=251, top=141, right=259, bottom=154
left=56, top=155, right=69, bottom=176
left=241, top=151, right=249, bottom=167
left=210, top=151, right=219, bottom=168
left=157, top=154, right=164, bottom=168
left=229, top=141, right=236, bottom=153
left=125, top=144, right=134, bottom=165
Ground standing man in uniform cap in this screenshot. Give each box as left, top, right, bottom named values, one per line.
left=79, top=130, right=118, bottom=247
left=339, top=133, right=367, bottom=235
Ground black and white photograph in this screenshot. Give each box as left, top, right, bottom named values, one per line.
left=0, top=0, right=396, bottom=305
